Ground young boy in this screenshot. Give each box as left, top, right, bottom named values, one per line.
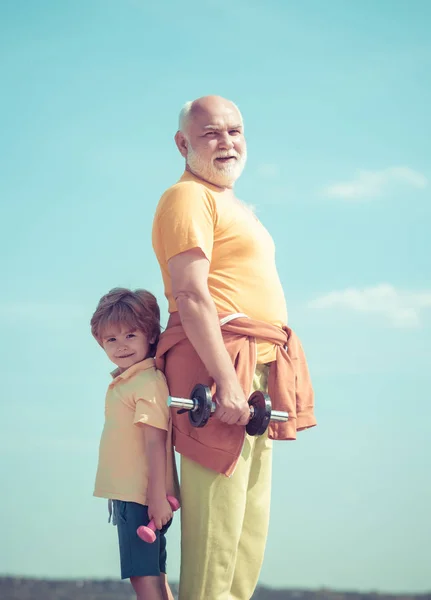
left=91, top=287, right=179, bottom=600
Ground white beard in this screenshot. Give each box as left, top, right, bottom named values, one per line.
left=186, top=146, right=247, bottom=188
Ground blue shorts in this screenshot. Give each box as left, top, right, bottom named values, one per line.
left=112, top=500, right=172, bottom=579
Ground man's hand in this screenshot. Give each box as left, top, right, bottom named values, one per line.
left=213, top=375, right=250, bottom=426
left=148, top=496, right=173, bottom=531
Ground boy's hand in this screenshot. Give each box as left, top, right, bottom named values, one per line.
left=148, top=496, right=173, bottom=531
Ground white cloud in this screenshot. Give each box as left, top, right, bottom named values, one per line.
left=308, top=284, right=431, bottom=328
left=322, top=166, right=428, bottom=200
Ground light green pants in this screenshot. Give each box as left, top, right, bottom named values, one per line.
left=179, top=366, right=272, bottom=600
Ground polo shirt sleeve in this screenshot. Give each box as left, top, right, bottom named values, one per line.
left=156, top=182, right=215, bottom=262
left=133, top=372, right=170, bottom=431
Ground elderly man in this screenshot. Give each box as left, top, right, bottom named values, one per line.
left=152, top=96, right=316, bottom=600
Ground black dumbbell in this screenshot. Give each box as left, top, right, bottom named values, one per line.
left=167, top=384, right=288, bottom=436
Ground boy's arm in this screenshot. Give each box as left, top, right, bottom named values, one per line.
left=144, top=425, right=173, bottom=530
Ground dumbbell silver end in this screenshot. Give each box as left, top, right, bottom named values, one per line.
left=270, top=410, right=289, bottom=423
left=168, top=396, right=196, bottom=410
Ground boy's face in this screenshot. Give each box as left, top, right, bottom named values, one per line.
left=101, top=327, right=152, bottom=372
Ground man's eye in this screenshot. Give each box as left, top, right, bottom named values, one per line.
left=230, top=130, right=240, bottom=135
left=205, top=131, right=216, bottom=136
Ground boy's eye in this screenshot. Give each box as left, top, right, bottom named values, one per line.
left=107, top=338, right=116, bottom=343
left=126, top=333, right=136, bottom=339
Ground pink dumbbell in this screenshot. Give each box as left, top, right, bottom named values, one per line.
left=136, top=496, right=180, bottom=543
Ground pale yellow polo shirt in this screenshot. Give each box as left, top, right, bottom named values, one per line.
left=93, top=358, right=178, bottom=505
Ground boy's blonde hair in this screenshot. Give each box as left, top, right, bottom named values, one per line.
left=90, top=287, right=161, bottom=357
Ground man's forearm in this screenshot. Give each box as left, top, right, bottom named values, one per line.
left=169, top=252, right=250, bottom=424
left=176, top=292, right=237, bottom=383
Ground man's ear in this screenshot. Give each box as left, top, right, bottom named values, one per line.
left=175, top=130, right=188, bottom=158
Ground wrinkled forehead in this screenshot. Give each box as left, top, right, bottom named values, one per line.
left=190, top=103, right=243, bottom=133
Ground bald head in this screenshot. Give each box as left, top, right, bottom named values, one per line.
left=175, top=95, right=247, bottom=189
left=178, top=95, right=243, bottom=135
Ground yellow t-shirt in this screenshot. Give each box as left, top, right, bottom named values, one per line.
left=93, top=358, right=178, bottom=505
left=152, top=171, right=288, bottom=363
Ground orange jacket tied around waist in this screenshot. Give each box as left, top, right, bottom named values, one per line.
left=155, top=312, right=316, bottom=476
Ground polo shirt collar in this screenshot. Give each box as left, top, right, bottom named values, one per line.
left=110, top=357, right=155, bottom=385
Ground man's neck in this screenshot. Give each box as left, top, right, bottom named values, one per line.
left=185, top=164, right=234, bottom=192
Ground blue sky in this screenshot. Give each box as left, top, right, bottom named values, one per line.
left=1, top=0, right=430, bottom=593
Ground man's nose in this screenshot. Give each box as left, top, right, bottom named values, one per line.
left=218, top=132, right=234, bottom=150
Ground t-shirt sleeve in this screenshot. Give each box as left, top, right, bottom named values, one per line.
left=157, top=182, right=215, bottom=262
left=132, top=373, right=170, bottom=431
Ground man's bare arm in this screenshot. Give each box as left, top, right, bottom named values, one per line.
left=168, top=248, right=249, bottom=426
